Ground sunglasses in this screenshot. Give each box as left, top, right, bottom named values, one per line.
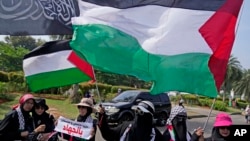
left=135, top=109, right=144, bottom=115
left=77, top=106, right=87, bottom=109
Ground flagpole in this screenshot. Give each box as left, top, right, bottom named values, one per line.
left=203, top=98, right=216, bottom=130
left=91, top=67, right=102, bottom=104
left=235, top=0, right=245, bottom=34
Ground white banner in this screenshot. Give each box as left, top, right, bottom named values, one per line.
left=54, top=116, right=93, bottom=139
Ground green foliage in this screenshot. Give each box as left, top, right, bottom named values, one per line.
left=237, top=99, right=247, bottom=103
left=0, top=82, right=8, bottom=94
left=32, top=93, right=68, bottom=100
left=4, top=36, right=38, bottom=50
left=0, top=93, right=16, bottom=101
left=95, top=70, right=150, bottom=89
left=8, top=72, right=24, bottom=83
left=198, top=98, right=227, bottom=111
left=104, top=93, right=116, bottom=102
left=221, top=55, right=243, bottom=94
left=198, top=98, right=212, bottom=107
left=234, top=69, right=250, bottom=101
left=236, top=100, right=249, bottom=109
left=214, top=101, right=227, bottom=111
left=0, top=71, right=8, bottom=82
left=0, top=43, right=29, bottom=72
left=111, top=85, right=137, bottom=93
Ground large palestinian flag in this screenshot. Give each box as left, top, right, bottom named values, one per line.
left=23, top=40, right=94, bottom=92
left=70, top=0, right=243, bottom=97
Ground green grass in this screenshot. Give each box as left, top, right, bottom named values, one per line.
left=0, top=94, right=79, bottom=120
left=226, top=106, right=243, bottom=114
left=0, top=94, right=20, bottom=119
left=46, top=98, right=78, bottom=119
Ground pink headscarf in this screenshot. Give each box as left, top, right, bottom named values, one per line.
left=12, top=94, right=34, bottom=110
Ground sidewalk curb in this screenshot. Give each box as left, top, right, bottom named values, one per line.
left=230, top=112, right=242, bottom=115
left=188, top=115, right=207, bottom=119
left=187, top=112, right=242, bottom=119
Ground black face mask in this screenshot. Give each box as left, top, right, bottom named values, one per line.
left=172, top=115, right=188, bottom=141
left=134, top=112, right=153, bottom=127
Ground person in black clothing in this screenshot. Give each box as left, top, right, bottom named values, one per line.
left=0, top=94, right=45, bottom=141
left=163, top=105, right=203, bottom=141
left=97, top=100, right=163, bottom=141
left=163, top=105, right=191, bottom=141
left=31, top=98, right=56, bottom=141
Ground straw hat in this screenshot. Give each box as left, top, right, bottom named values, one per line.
left=75, top=98, right=96, bottom=112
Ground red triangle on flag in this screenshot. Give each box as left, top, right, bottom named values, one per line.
left=67, top=51, right=95, bottom=81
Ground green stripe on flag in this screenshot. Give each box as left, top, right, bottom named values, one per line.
left=71, top=24, right=217, bottom=97
left=26, top=68, right=91, bottom=92
left=149, top=53, right=217, bottom=97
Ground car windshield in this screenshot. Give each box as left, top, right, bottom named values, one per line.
left=112, top=91, right=140, bottom=102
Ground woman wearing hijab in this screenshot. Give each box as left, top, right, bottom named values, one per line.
left=58, top=97, right=97, bottom=141
left=163, top=105, right=191, bottom=141
left=31, top=98, right=55, bottom=141
left=193, top=113, right=233, bottom=141
left=0, top=94, right=45, bottom=141
left=97, top=100, right=163, bottom=141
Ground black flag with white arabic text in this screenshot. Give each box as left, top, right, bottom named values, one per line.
left=0, top=0, right=79, bottom=35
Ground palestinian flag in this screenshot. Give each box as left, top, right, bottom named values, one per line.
left=70, top=0, right=243, bottom=97
left=23, top=40, right=94, bottom=92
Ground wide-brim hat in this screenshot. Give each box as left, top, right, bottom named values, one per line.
left=214, top=113, right=232, bottom=127
left=75, top=98, right=96, bottom=113
left=35, top=98, right=49, bottom=111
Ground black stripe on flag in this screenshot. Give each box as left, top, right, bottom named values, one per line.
left=23, top=40, right=71, bottom=59
left=81, top=0, right=226, bottom=11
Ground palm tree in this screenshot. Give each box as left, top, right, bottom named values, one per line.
left=234, top=69, right=250, bottom=101
left=221, top=55, right=243, bottom=101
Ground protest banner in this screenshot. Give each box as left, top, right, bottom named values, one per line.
left=54, top=116, right=93, bottom=139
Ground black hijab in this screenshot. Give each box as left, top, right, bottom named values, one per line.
left=172, top=115, right=188, bottom=141
left=209, top=127, right=231, bottom=141
left=127, top=112, right=154, bottom=141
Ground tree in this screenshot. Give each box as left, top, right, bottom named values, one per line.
left=234, top=69, right=250, bottom=101
left=0, top=42, right=29, bottom=72
left=4, top=36, right=45, bottom=50
left=221, top=55, right=243, bottom=101
left=95, top=70, right=150, bottom=89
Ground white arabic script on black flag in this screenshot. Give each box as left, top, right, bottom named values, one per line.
left=0, top=0, right=79, bottom=35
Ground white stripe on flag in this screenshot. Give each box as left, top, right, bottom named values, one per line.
left=23, top=50, right=75, bottom=76
left=74, top=1, right=215, bottom=55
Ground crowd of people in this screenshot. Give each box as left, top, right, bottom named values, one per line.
left=0, top=94, right=237, bottom=141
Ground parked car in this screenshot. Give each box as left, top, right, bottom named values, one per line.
left=100, top=90, right=171, bottom=126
